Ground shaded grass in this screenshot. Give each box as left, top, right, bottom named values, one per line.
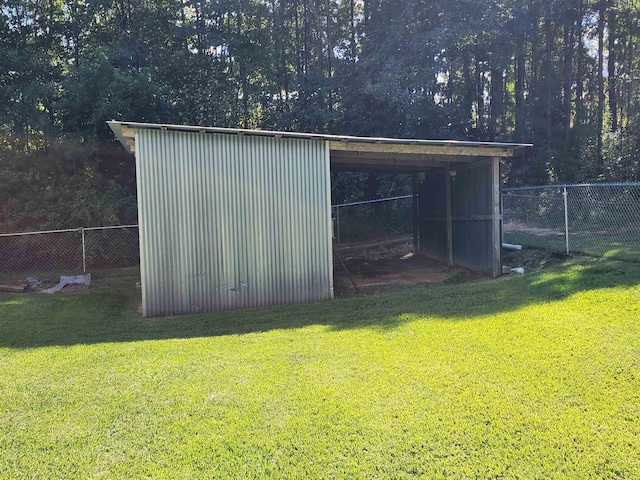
left=505, top=230, right=640, bottom=263
left=1, top=258, right=640, bottom=478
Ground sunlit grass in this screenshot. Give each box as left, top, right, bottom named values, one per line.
left=504, top=230, right=640, bottom=262
left=1, top=258, right=639, bottom=478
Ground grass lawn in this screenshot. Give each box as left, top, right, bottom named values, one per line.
left=1, top=258, right=640, bottom=478
left=504, top=230, right=640, bottom=263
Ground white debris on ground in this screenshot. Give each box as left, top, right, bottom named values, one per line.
left=41, top=274, right=92, bottom=294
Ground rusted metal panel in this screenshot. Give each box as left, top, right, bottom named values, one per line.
left=135, top=128, right=333, bottom=317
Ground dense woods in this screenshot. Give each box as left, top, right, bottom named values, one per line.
left=2, top=0, right=640, bottom=230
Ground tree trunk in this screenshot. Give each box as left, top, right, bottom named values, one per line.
left=544, top=15, right=553, bottom=151
left=608, top=4, right=618, bottom=132
left=350, top=0, right=356, bottom=59
left=489, top=66, right=501, bottom=141
left=596, top=0, right=605, bottom=169
left=575, top=0, right=585, bottom=128
left=326, top=0, right=332, bottom=78
left=303, top=0, right=309, bottom=74
left=515, top=40, right=526, bottom=143
left=326, top=0, right=333, bottom=116
left=462, top=53, right=474, bottom=127
left=562, top=18, right=574, bottom=138
left=475, top=57, right=484, bottom=137
left=295, top=0, right=301, bottom=78
left=237, top=0, right=249, bottom=128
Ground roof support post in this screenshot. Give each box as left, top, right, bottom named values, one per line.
left=445, top=164, right=454, bottom=267
left=492, top=157, right=502, bottom=277
left=412, top=172, right=419, bottom=254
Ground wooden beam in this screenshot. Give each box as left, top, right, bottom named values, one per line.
left=331, top=164, right=446, bottom=175
left=0, top=284, right=26, bottom=293
left=328, top=140, right=514, bottom=157
left=117, top=125, right=136, bottom=154
left=121, top=125, right=135, bottom=139
left=448, top=158, right=494, bottom=170
left=330, top=164, right=432, bottom=173
left=330, top=155, right=447, bottom=170
left=452, top=215, right=493, bottom=221
left=492, top=157, right=502, bottom=277
left=331, top=150, right=480, bottom=163
left=421, top=215, right=494, bottom=222
left=445, top=164, right=453, bottom=267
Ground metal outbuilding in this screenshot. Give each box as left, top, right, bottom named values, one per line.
left=109, top=121, right=530, bottom=317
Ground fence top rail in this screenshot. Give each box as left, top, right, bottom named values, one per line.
left=332, top=195, right=413, bottom=208
left=0, top=227, right=80, bottom=237
left=503, top=182, right=640, bottom=192
left=83, top=224, right=139, bottom=231
left=0, top=224, right=140, bottom=237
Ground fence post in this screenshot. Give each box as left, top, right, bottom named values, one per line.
left=500, top=192, right=504, bottom=245
left=412, top=173, right=419, bottom=253
left=81, top=228, right=86, bottom=272
left=563, top=186, right=569, bottom=254
left=335, top=206, right=341, bottom=245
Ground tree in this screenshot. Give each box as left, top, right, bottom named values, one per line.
left=4, top=0, right=640, bottom=231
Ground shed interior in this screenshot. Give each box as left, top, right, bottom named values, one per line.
left=329, top=138, right=527, bottom=287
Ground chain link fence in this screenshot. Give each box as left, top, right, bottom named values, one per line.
left=4, top=185, right=637, bottom=284
left=502, top=183, right=640, bottom=262
left=332, top=195, right=413, bottom=246
left=0, top=225, right=139, bottom=283
left=0, top=195, right=415, bottom=283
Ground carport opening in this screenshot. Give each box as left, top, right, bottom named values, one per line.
left=328, top=137, right=513, bottom=292
left=330, top=171, right=453, bottom=294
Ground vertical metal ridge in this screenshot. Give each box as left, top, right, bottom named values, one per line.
left=135, top=129, right=331, bottom=316
left=451, top=162, right=495, bottom=274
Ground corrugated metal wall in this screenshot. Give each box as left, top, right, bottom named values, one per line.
left=451, top=161, right=498, bottom=275
left=418, top=161, right=501, bottom=275
left=418, top=170, right=448, bottom=262
left=135, top=129, right=333, bottom=317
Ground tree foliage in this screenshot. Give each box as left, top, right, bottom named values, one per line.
left=2, top=0, right=640, bottom=229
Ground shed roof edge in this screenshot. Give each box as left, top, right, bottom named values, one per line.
left=108, top=120, right=532, bottom=154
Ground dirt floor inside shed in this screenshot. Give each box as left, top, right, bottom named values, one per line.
left=333, top=241, right=478, bottom=295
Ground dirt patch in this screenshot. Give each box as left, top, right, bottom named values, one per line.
left=333, top=241, right=455, bottom=295
left=333, top=241, right=567, bottom=295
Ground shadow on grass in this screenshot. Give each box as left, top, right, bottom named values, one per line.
left=1, top=258, right=639, bottom=349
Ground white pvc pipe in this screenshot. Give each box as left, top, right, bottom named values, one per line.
left=502, top=242, right=522, bottom=251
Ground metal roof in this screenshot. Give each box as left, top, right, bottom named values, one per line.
left=108, top=121, right=532, bottom=172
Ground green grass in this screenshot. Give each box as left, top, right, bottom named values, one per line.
left=504, top=230, right=640, bottom=263
left=1, top=259, right=640, bottom=478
